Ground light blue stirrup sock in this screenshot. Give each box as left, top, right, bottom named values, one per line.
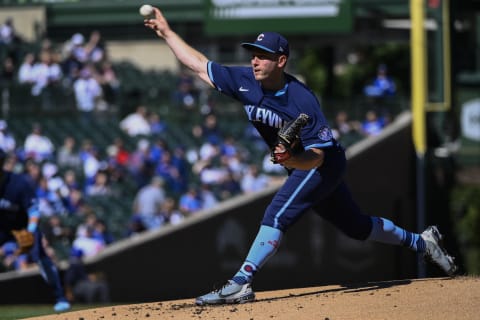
left=233, top=225, right=283, bottom=284
left=368, top=217, right=426, bottom=252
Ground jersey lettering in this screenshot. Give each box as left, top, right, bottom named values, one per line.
left=244, top=105, right=285, bottom=128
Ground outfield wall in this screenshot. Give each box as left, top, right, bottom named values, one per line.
left=0, top=112, right=418, bottom=304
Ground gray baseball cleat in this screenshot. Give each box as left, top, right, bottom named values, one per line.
left=421, top=226, right=458, bottom=276
left=195, top=280, right=255, bottom=305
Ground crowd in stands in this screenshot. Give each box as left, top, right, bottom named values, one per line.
left=1, top=17, right=119, bottom=114
left=330, top=64, right=397, bottom=142
left=0, top=103, right=286, bottom=272
left=0, top=17, right=396, bottom=273
left=0, top=18, right=282, bottom=271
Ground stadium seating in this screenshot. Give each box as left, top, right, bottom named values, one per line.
left=2, top=55, right=400, bottom=264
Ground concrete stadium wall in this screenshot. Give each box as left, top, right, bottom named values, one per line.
left=0, top=113, right=417, bottom=304
left=0, top=6, right=46, bottom=42
left=106, top=41, right=179, bottom=71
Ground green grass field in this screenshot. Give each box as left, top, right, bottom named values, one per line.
left=0, top=304, right=109, bottom=320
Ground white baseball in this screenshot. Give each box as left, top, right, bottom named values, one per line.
left=139, top=4, right=154, bottom=17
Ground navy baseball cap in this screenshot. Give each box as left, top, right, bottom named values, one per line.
left=241, top=32, right=289, bottom=57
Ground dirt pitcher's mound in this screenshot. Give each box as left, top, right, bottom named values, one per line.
left=27, top=277, right=479, bottom=320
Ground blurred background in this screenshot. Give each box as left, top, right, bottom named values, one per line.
left=0, top=0, right=479, bottom=305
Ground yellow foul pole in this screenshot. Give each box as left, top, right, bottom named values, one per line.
left=410, top=0, right=427, bottom=156
left=410, top=0, right=427, bottom=278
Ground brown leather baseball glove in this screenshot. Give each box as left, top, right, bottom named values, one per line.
left=271, top=113, right=310, bottom=164
left=12, top=229, right=35, bottom=255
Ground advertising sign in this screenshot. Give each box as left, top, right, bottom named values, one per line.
left=206, top=0, right=353, bottom=35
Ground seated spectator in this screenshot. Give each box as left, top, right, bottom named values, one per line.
left=219, top=138, right=246, bottom=180
left=42, top=215, right=73, bottom=249
left=72, top=225, right=105, bottom=258
left=171, top=146, right=190, bottom=187
left=109, top=138, right=130, bottom=167
left=64, top=33, right=87, bottom=64
left=82, top=145, right=104, bottom=188
left=75, top=213, right=98, bottom=238
left=84, top=30, right=105, bottom=64
left=195, top=113, right=222, bottom=145
left=221, top=153, right=245, bottom=179
left=220, top=135, right=238, bottom=158
left=244, top=124, right=268, bottom=154
left=23, top=159, right=41, bottom=188
left=219, top=170, right=242, bottom=200
left=148, top=137, right=167, bottom=164
left=119, top=105, right=151, bottom=137
left=64, top=248, right=111, bottom=304
left=0, top=242, right=31, bottom=271
left=0, top=18, right=22, bottom=63
left=63, top=169, right=80, bottom=191
left=57, top=136, right=81, bottom=169
left=18, top=52, right=36, bottom=85
left=332, top=111, right=352, bottom=139
left=98, top=60, right=120, bottom=108
left=171, top=71, right=197, bottom=109
left=262, top=153, right=286, bottom=175
left=132, top=176, right=166, bottom=230
left=92, top=219, right=114, bottom=245
left=364, top=64, right=396, bottom=120
left=41, top=163, right=70, bottom=216
left=179, top=187, right=202, bottom=216
left=2, top=150, right=19, bottom=173
left=127, top=139, right=155, bottom=189
left=148, top=112, right=167, bottom=136
left=0, top=120, right=16, bottom=153
left=158, top=197, right=184, bottom=226
left=36, top=176, right=64, bottom=217
left=198, top=141, right=220, bottom=162
left=125, top=215, right=147, bottom=237
left=30, top=50, right=63, bottom=104
left=105, top=137, right=130, bottom=183
left=61, top=41, right=84, bottom=85
left=364, top=64, right=396, bottom=98
left=79, top=139, right=94, bottom=162
left=64, top=188, right=87, bottom=216
left=23, top=123, right=55, bottom=162
left=73, top=66, right=103, bottom=121
left=85, top=171, right=112, bottom=197
left=199, top=160, right=228, bottom=186
left=361, top=110, right=385, bottom=137
left=0, top=18, right=16, bottom=45
left=199, top=183, right=218, bottom=210
left=40, top=38, right=53, bottom=52
left=241, top=164, right=270, bottom=194
left=1, top=242, right=15, bottom=271
left=1, top=56, right=15, bottom=89
left=156, top=150, right=186, bottom=195
left=331, top=111, right=362, bottom=147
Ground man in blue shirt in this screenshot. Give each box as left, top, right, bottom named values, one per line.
left=0, top=150, right=71, bottom=312
left=144, top=7, right=458, bottom=305
left=364, top=64, right=396, bottom=98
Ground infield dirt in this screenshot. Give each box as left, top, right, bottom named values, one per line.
left=26, top=276, right=479, bottom=320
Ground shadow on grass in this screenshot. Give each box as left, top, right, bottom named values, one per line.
left=0, top=304, right=113, bottom=320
